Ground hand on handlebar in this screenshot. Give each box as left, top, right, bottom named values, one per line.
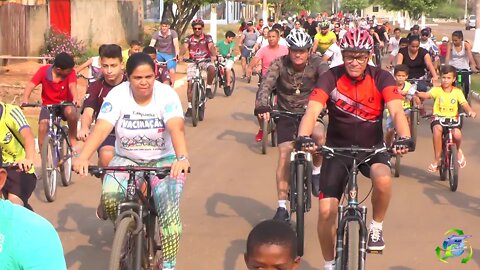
left=468, top=111, right=477, bottom=118
left=73, top=157, right=90, bottom=176
left=295, top=136, right=317, bottom=152
left=15, top=158, right=34, bottom=172
left=391, top=137, right=412, bottom=156
left=76, top=128, right=90, bottom=142
left=259, top=112, right=270, bottom=121
left=171, top=159, right=190, bottom=178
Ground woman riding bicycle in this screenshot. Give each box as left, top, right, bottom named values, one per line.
left=73, top=53, right=189, bottom=270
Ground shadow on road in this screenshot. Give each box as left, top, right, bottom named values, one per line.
left=230, top=111, right=258, bottom=124
left=216, top=129, right=262, bottom=154
left=57, top=203, right=112, bottom=270
left=423, top=186, right=480, bottom=217
left=395, top=164, right=433, bottom=183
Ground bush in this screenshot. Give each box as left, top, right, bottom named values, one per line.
left=40, top=28, right=86, bottom=64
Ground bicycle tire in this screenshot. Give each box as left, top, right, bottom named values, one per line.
left=145, top=213, right=162, bottom=269
left=295, top=162, right=305, bottom=257
left=41, top=136, right=57, bottom=202
left=59, top=127, right=73, bottom=186
left=224, top=69, right=235, bottom=96
left=109, top=216, right=138, bottom=270
left=212, top=69, right=219, bottom=97
left=270, top=120, right=277, bottom=147
left=449, top=145, right=459, bottom=192
left=346, top=222, right=360, bottom=270
left=439, top=148, right=447, bottom=181
left=191, top=82, right=199, bottom=127
left=394, top=155, right=400, bottom=178
left=410, top=109, right=418, bottom=151
left=261, top=119, right=268, bottom=154
left=198, top=104, right=205, bottom=121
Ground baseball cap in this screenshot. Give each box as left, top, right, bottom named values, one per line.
left=442, top=36, right=449, bottom=42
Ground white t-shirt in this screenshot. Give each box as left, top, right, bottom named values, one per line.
left=98, top=81, right=184, bottom=161
left=389, top=37, right=400, bottom=53
left=256, top=35, right=269, bottom=48
left=324, top=43, right=343, bottom=67
left=279, top=37, right=288, bottom=47
left=89, top=56, right=102, bottom=82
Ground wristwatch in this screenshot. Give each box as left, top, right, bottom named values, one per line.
left=177, top=155, right=188, bottom=161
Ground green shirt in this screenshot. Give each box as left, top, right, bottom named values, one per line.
left=0, top=200, right=66, bottom=269
left=216, top=40, right=235, bottom=60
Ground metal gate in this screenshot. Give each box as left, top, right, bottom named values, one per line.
left=0, top=3, right=28, bottom=56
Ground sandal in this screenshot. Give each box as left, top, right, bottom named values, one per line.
left=458, top=154, right=467, bottom=168
left=428, top=163, right=438, bottom=173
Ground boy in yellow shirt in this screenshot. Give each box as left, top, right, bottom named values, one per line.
left=416, top=65, right=476, bottom=172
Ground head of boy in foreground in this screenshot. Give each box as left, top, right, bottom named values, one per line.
left=245, top=220, right=301, bottom=270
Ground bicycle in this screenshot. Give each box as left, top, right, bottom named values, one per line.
left=260, top=90, right=278, bottom=155
left=87, top=165, right=182, bottom=270
left=423, top=113, right=469, bottom=192
left=213, top=55, right=236, bottom=97
left=184, top=58, right=211, bottom=127
left=156, top=58, right=177, bottom=86
left=244, top=45, right=258, bottom=84
left=316, top=141, right=412, bottom=270
left=406, top=78, right=433, bottom=150
left=373, top=44, right=382, bottom=68
left=454, top=69, right=477, bottom=104
left=21, top=102, right=74, bottom=202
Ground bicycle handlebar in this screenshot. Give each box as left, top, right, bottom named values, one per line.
left=184, top=58, right=211, bottom=64
left=21, top=101, right=75, bottom=108
left=0, top=163, right=19, bottom=170
left=87, top=165, right=190, bottom=178
left=422, top=113, right=469, bottom=127
left=77, top=73, right=94, bottom=80
left=20, top=102, right=42, bottom=108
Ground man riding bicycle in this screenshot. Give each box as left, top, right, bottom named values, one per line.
left=254, top=31, right=329, bottom=222
left=296, top=29, right=410, bottom=270
left=239, top=21, right=260, bottom=79
left=183, top=18, right=217, bottom=114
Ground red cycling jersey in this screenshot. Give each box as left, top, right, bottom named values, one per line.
left=30, top=65, right=76, bottom=105
left=184, top=33, right=213, bottom=60
left=310, top=65, right=402, bottom=147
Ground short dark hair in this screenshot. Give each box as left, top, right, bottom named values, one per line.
left=412, top=24, right=420, bottom=30
left=98, top=44, right=107, bottom=55
left=394, top=27, right=401, bottom=32
left=399, top=38, right=409, bottom=45
left=440, top=65, right=457, bottom=77
left=53, top=52, right=75, bottom=69
left=125, top=53, right=155, bottom=77
left=394, top=64, right=409, bottom=75
left=408, top=35, right=420, bottom=44
left=246, top=220, right=297, bottom=259
left=160, top=19, right=171, bottom=25
left=225, top=31, right=236, bottom=38
left=129, top=40, right=142, bottom=47
left=100, top=44, right=123, bottom=61
left=142, top=46, right=157, bottom=55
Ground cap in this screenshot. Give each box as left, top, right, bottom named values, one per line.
left=420, top=29, right=429, bottom=35
left=247, top=21, right=253, bottom=25
left=442, top=36, right=449, bottom=42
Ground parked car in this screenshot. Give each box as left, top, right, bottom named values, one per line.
left=466, top=15, right=476, bottom=30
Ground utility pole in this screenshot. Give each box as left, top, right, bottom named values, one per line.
left=263, top=0, right=268, bottom=23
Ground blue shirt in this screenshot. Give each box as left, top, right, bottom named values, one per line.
left=0, top=200, right=66, bottom=269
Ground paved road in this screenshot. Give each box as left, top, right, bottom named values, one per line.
left=27, top=23, right=480, bottom=270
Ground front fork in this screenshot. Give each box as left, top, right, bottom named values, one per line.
left=289, top=151, right=313, bottom=212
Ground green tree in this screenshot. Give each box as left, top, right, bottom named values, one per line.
left=380, top=0, right=441, bottom=19
left=161, top=0, right=222, bottom=38
left=341, top=0, right=369, bottom=12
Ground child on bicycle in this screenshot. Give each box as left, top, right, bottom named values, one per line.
left=385, top=64, right=420, bottom=147
left=245, top=220, right=301, bottom=270
left=215, top=31, right=236, bottom=93
left=143, top=46, right=172, bottom=85
left=415, top=65, right=476, bottom=172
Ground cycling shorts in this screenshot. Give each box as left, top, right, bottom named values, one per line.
left=430, top=119, right=462, bottom=132
left=1, top=169, right=36, bottom=210
left=39, top=106, right=76, bottom=122
left=156, top=52, right=177, bottom=70
left=318, top=143, right=390, bottom=200
left=98, top=133, right=115, bottom=153
left=275, top=116, right=324, bottom=145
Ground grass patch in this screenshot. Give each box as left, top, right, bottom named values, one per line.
left=471, top=75, right=480, bottom=93
left=26, top=116, right=39, bottom=138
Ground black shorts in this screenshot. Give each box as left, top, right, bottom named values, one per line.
left=39, top=106, right=77, bottom=121
left=275, top=116, right=298, bottom=144
left=98, top=134, right=115, bottom=153
left=430, top=119, right=462, bottom=132
left=318, top=145, right=390, bottom=200
left=2, top=169, right=37, bottom=209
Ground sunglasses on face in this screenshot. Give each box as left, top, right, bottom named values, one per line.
left=193, top=27, right=202, bottom=30
left=343, top=55, right=369, bottom=64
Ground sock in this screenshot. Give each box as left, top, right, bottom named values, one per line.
left=207, top=84, right=213, bottom=89
left=370, top=220, right=383, bottom=230
left=313, top=165, right=321, bottom=175
left=324, top=260, right=335, bottom=267
left=278, top=200, right=287, bottom=209
left=188, top=102, right=192, bottom=108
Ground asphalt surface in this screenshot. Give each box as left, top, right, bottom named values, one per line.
left=25, top=22, right=480, bottom=270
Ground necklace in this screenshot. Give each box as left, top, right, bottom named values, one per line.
left=292, top=62, right=308, bottom=95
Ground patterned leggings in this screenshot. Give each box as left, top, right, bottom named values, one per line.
left=102, top=155, right=185, bottom=270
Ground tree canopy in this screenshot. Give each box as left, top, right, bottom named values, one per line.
left=379, top=0, right=441, bottom=19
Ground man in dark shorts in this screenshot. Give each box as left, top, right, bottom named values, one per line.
left=296, top=29, right=411, bottom=270
left=77, top=44, right=127, bottom=219
left=22, top=52, right=80, bottom=152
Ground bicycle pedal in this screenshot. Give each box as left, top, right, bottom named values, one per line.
left=367, top=250, right=383, bottom=255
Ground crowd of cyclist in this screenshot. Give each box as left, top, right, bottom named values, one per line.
left=0, top=10, right=478, bottom=270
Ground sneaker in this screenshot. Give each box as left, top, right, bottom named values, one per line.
left=184, top=108, right=192, bottom=117
left=312, top=173, right=320, bottom=197
left=367, top=226, right=385, bottom=251
left=241, top=74, right=247, bottom=79
left=324, top=264, right=335, bottom=270
left=255, top=129, right=264, bottom=142
left=224, top=85, right=231, bottom=93
left=273, top=207, right=290, bottom=222
left=206, top=87, right=214, bottom=99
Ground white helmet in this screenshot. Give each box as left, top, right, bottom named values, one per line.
left=286, top=31, right=312, bottom=50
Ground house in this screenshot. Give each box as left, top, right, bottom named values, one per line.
left=361, top=5, right=397, bottom=20
left=0, top=0, right=144, bottom=56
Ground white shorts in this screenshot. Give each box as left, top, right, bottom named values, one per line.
left=187, top=62, right=214, bottom=80
left=225, top=59, right=234, bottom=70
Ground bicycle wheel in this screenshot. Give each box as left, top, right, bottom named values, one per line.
left=191, top=82, right=199, bottom=127
left=224, top=68, right=235, bottom=96
left=409, top=109, right=418, bottom=151
left=41, top=136, right=58, bottom=202
left=145, top=213, right=162, bottom=269
left=109, top=216, right=138, bottom=270
left=393, top=155, right=401, bottom=178
left=439, top=147, right=447, bottom=181
left=261, top=119, right=268, bottom=154
left=59, top=127, right=73, bottom=186
left=295, top=162, right=305, bottom=257
left=448, top=145, right=459, bottom=192
left=270, top=119, right=277, bottom=147
left=212, top=69, right=219, bottom=97
left=346, top=222, right=360, bottom=270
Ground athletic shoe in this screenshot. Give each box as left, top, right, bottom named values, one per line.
left=206, top=87, right=214, bottom=99
left=324, top=264, right=336, bottom=270
left=184, top=108, right=192, bottom=117
left=367, top=226, right=385, bottom=251
left=255, top=129, right=264, bottom=142
left=272, top=207, right=290, bottom=222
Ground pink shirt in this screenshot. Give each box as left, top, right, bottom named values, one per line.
left=255, top=45, right=289, bottom=76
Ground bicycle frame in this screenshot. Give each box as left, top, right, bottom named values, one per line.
left=46, top=107, right=70, bottom=168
